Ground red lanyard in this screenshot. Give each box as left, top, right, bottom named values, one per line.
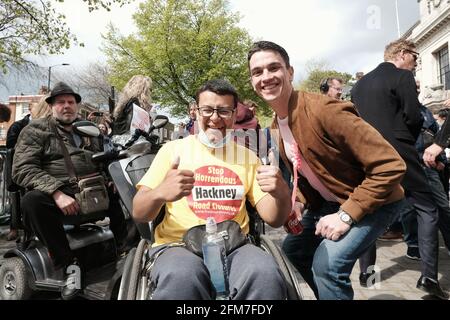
left=290, top=142, right=302, bottom=209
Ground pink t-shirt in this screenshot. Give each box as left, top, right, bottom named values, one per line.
left=277, top=116, right=338, bottom=202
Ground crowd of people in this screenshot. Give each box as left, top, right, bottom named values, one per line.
left=1, top=36, right=450, bottom=301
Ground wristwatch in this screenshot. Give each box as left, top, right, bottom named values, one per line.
left=338, top=209, right=354, bottom=226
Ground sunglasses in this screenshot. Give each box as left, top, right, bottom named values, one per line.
left=403, top=49, right=419, bottom=62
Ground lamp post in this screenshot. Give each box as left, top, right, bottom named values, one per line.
left=395, top=0, right=401, bottom=38
left=47, top=63, right=70, bottom=90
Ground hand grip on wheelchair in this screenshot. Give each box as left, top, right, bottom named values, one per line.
left=92, top=149, right=121, bottom=163
left=124, top=129, right=149, bottom=148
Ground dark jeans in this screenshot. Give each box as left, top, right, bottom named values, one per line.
left=21, top=189, right=126, bottom=269
left=398, top=187, right=439, bottom=279
left=402, top=166, right=450, bottom=250
left=360, top=169, right=443, bottom=279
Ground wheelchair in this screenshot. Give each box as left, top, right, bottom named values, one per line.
left=0, top=149, right=126, bottom=300
left=113, top=153, right=306, bottom=300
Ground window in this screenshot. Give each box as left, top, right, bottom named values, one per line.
left=15, top=103, right=30, bottom=121
left=438, top=46, right=449, bottom=90
left=0, top=125, right=7, bottom=140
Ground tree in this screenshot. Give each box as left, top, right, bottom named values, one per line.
left=0, top=0, right=132, bottom=73
left=299, top=59, right=352, bottom=95
left=53, top=61, right=113, bottom=108
left=103, top=0, right=260, bottom=118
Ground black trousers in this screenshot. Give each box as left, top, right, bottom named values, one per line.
left=406, top=190, right=440, bottom=279
left=359, top=189, right=439, bottom=280
left=21, top=189, right=126, bottom=269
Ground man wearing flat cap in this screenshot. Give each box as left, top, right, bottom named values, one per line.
left=12, top=82, right=127, bottom=300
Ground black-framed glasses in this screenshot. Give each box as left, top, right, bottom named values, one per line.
left=330, top=86, right=343, bottom=92
left=403, top=49, right=419, bottom=62
left=197, top=107, right=235, bottom=119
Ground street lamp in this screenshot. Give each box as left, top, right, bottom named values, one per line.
left=47, top=63, right=70, bottom=90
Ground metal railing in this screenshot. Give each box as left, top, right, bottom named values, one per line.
left=0, top=147, right=10, bottom=225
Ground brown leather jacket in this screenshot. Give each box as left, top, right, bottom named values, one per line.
left=271, top=91, right=406, bottom=222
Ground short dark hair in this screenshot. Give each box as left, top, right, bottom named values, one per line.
left=195, top=79, right=239, bottom=109
left=248, top=41, right=291, bottom=68
left=438, top=108, right=449, bottom=119
left=0, top=103, right=11, bottom=123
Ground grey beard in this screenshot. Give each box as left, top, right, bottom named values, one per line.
left=56, top=117, right=77, bottom=126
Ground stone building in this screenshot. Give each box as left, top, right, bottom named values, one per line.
left=407, top=0, right=450, bottom=112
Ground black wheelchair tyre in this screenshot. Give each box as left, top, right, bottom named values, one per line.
left=117, top=247, right=137, bottom=300
left=0, top=257, right=33, bottom=300
left=259, top=235, right=303, bottom=300
left=126, top=239, right=147, bottom=300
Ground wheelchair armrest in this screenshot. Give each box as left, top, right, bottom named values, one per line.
left=62, top=211, right=107, bottom=227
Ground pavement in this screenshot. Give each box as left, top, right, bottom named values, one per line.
left=264, top=225, right=450, bottom=300
left=1, top=222, right=450, bottom=300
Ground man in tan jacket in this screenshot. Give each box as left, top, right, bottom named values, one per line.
left=248, top=41, right=406, bottom=300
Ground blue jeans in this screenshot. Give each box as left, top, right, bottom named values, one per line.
left=282, top=200, right=402, bottom=300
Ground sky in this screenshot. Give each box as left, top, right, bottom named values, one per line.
left=0, top=0, right=420, bottom=105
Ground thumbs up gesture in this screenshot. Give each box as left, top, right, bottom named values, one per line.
left=158, top=156, right=195, bottom=202
left=256, top=150, right=288, bottom=198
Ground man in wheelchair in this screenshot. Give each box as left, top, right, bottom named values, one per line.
left=11, top=82, right=127, bottom=300
left=133, top=79, right=292, bottom=299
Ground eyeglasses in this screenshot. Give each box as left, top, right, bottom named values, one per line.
left=330, top=87, right=343, bottom=92
left=197, top=107, right=235, bottom=119
left=403, top=49, right=419, bottom=62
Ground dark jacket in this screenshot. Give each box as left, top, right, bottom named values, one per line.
left=271, top=91, right=405, bottom=222
left=351, top=62, right=428, bottom=192
left=416, top=105, right=446, bottom=163
left=5, top=114, right=31, bottom=191
left=6, top=114, right=31, bottom=149
left=112, top=97, right=139, bottom=135
left=435, top=114, right=450, bottom=148
left=12, top=115, right=103, bottom=195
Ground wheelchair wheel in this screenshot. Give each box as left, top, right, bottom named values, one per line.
left=0, top=257, right=33, bottom=300
left=126, top=239, right=147, bottom=300
left=259, top=235, right=303, bottom=300
left=117, top=247, right=136, bottom=300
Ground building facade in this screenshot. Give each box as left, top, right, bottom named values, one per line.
left=408, top=0, right=450, bottom=112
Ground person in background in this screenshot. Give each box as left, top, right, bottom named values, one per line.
left=5, top=96, right=51, bottom=241
left=0, top=103, right=12, bottom=123
left=432, top=108, right=450, bottom=197
left=319, top=77, right=344, bottom=100
left=352, top=39, right=448, bottom=299
left=243, top=99, right=258, bottom=117
left=186, top=101, right=198, bottom=135
left=112, top=75, right=153, bottom=136
left=233, top=100, right=261, bottom=155
left=98, top=123, right=108, bottom=136
left=434, top=108, right=449, bottom=128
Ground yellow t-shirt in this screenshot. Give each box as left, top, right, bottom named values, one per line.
left=137, top=135, right=266, bottom=246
